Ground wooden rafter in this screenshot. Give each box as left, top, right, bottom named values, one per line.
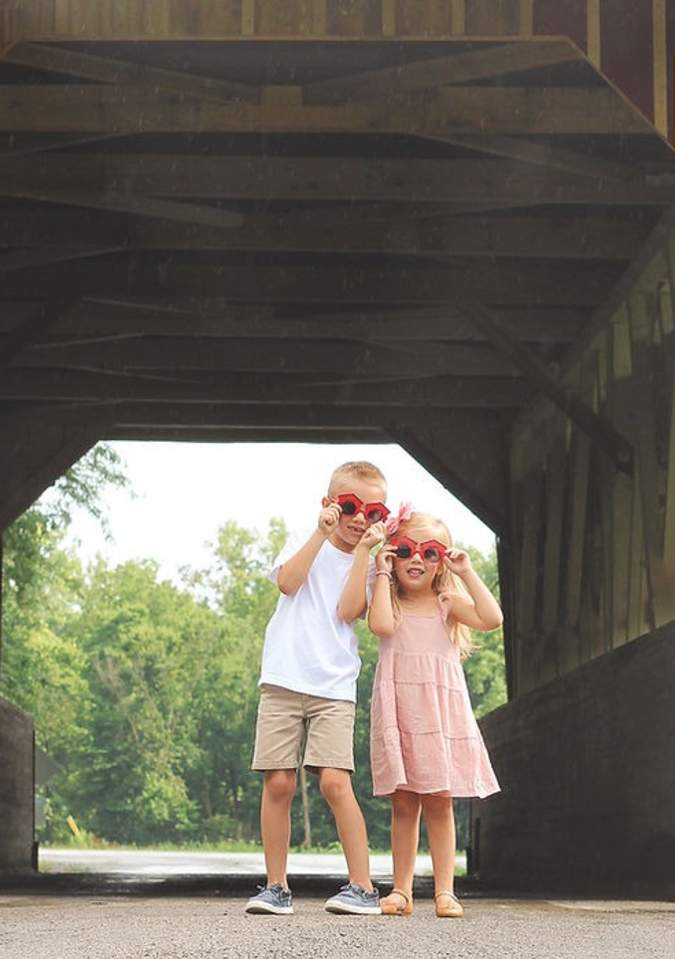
left=0, top=85, right=652, bottom=137
left=0, top=261, right=622, bottom=307
left=17, top=337, right=517, bottom=378
left=457, top=298, right=634, bottom=473
left=0, top=369, right=531, bottom=409
left=0, top=156, right=666, bottom=207
left=0, top=245, right=128, bottom=273
left=0, top=299, right=70, bottom=369
left=15, top=301, right=582, bottom=344
left=0, top=188, right=243, bottom=230
left=0, top=213, right=649, bottom=264
left=5, top=42, right=260, bottom=104
left=303, top=39, right=582, bottom=104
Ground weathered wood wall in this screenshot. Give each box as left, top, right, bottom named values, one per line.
left=1, top=1, right=672, bottom=137
left=475, top=619, right=675, bottom=896
left=507, top=222, right=675, bottom=696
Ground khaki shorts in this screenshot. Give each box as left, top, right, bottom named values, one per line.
left=252, top=684, right=356, bottom=773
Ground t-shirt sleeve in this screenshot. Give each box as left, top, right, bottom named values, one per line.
left=268, top=528, right=311, bottom=584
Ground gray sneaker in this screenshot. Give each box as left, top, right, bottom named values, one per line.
left=245, top=883, right=294, bottom=915
left=324, top=882, right=381, bottom=915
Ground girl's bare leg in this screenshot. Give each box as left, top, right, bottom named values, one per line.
left=384, top=790, right=422, bottom=908
left=421, top=793, right=456, bottom=895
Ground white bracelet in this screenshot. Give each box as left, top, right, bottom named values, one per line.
left=375, top=570, right=392, bottom=579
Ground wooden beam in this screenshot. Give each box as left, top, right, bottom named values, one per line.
left=17, top=336, right=517, bottom=378
left=0, top=188, right=243, bottom=230
left=0, top=155, right=668, bottom=207
left=457, top=298, right=634, bottom=472
left=94, top=402, right=459, bottom=431
left=0, top=214, right=648, bottom=263
left=0, top=368, right=532, bottom=409
left=0, top=245, right=128, bottom=273
left=0, top=84, right=652, bottom=136
left=0, top=261, right=622, bottom=307
left=418, top=130, right=637, bottom=181
left=303, top=40, right=582, bottom=104
left=5, top=42, right=260, bottom=104
left=561, top=208, right=675, bottom=376
left=0, top=300, right=583, bottom=344
left=0, top=416, right=100, bottom=531
left=104, top=426, right=386, bottom=444
left=0, top=300, right=69, bottom=369
left=394, top=421, right=509, bottom=536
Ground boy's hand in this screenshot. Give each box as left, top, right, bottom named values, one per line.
left=359, top=521, right=386, bottom=551
left=444, top=549, right=472, bottom=576
left=318, top=501, right=341, bottom=536
left=375, top=543, right=397, bottom=573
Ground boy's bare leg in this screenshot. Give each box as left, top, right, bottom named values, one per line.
left=318, top=767, right=373, bottom=891
left=386, top=790, right=422, bottom=906
left=421, top=794, right=456, bottom=894
left=261, top=769, right=297, bottom=886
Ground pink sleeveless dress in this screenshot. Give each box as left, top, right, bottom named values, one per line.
left=370, top=606, right=500, bottom=798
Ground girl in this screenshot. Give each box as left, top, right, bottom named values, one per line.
left=368, top=507, right=502, bottom=918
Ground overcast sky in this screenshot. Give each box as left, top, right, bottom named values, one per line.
left=55, top=441, right=496, bottom=583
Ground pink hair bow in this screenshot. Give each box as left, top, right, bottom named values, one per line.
left=385, top=501, right=414, bottom=536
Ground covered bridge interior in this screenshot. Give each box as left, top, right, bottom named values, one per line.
left=1, top=1, right=674, bottom=895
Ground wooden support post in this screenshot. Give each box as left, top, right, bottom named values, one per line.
left=519, top=0, right=534, bottom=36
left=382, top=0, right=396, bottom=36
left=587, top=0, right=602, bottom=67
left=652, top=0, right=668, bottom=136
left=242, top=0, right=255, bottom=36
left=312, top=1, right=328, bottom=35
left=451, top=1, right=465, bottom=35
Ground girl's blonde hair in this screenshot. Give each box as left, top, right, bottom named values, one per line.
left=388, top=512, right=476, bottom=659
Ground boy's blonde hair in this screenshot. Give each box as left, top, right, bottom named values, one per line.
left=388, top=511, right=475, bottom=659
left=328, top=461, right=387, bottom=496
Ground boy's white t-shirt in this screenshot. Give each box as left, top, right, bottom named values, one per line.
left=259, top=529, right=375, bottom=703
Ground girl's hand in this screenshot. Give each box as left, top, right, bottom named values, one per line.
left=444, top=548, right=472, bottom=576
left=359, top=521, right=386, bottom=551
left=318, top=501, right=341, bottom=536
left=375, top=543, right=397, bottom=573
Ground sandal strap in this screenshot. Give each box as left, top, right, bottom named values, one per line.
left=434, top=890, right=459, bottom=902
left=389, top=887, right=412, bottom=905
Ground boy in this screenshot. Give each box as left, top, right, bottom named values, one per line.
left=245, top=461, right=388, bottom=916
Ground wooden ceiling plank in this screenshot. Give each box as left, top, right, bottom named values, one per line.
left=0, top=262, right=620, bottom=307
left=0, top=213, right=647, bottom=261
left=0, top=301, right=582, bottom=343
left=0, top=245, right=128, bottom=273
left=0, top=85, right=652, bottom=137
left=0, top=368, right=531, bottom=409
left=0, top=155, right=667, bottom=207
left=0, top=299, right=70, bottom=369
left=16, top=337, right=517, bottom=378
left=5, top=42, right=260, bottom=104
left=303, top=39, right=582, bottom=104
left=0, top=188, right=243, bottom=230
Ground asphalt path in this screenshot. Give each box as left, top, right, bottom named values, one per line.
left=1, top=894, right=674, bottom=959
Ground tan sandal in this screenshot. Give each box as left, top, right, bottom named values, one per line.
left=434, top=890, right=464, bottom=919
left=380, top=887, right=414, bottom=916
